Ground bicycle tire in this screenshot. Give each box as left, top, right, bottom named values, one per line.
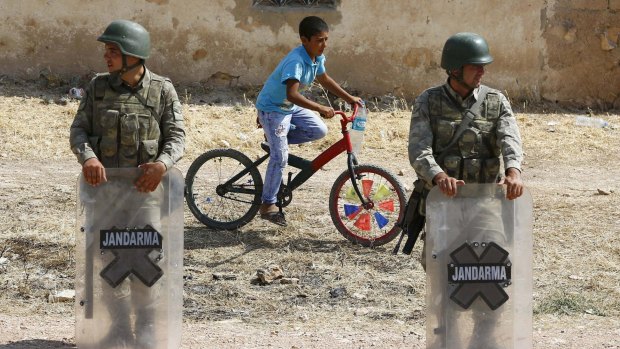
left=185, top=148, right=262, bottom=230
left=329, top=164, right=407, bottom=247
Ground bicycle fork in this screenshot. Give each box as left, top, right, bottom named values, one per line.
left=346, top=152, right=372, bottom=209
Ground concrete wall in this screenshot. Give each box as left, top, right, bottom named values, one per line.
left=0, top=0, right=618, bottom=107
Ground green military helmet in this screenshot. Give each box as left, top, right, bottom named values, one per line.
left=98, top=20, right=150, bottom=59
left=440, top=32, right=493, bottom=70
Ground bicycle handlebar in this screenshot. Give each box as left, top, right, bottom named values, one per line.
left=335, top=102, right=359, bottom=123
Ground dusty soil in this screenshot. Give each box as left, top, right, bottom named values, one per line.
left=0, top=78, right=619, bottom=348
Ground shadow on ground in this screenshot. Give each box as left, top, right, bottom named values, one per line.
left=0, top=340, right=75, bottom=349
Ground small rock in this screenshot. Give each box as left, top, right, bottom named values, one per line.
left=219, top=140, right=231, bottom=148
left=398, top=169, right=406, bottom=176
left=213, top=273, right=237, bottom=281
left=597, top=189, right=611, bottom=195
left=48, top=289, right=75, bottom=303
left=279, top=277, right=299, bottom=285
left=329, top=287, right=347, bottom=298
left=254, top=265, right=284, bottom=285
left=237, top=132, right=248, bottom=141
left=0, top=257, right=8, bottom=265
left=352, top=292, right=366, bottom=300
left=354, top=307, right=370, bottom=316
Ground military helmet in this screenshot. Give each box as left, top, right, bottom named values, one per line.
left=440, top=32, right=493, bottom=70
left=97, top=20, right=150, bottom=59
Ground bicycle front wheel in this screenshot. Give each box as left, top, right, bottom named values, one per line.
left=329, top=164, right=406, bottom=247
left=185, top=148, right=262, bottom=230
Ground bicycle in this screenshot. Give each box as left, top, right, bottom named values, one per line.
left=185, top=105, right=407, bottom=247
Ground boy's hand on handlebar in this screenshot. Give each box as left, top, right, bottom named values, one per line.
left=350, top=96, right=363, bottom=106
left=319, top=106, right=335, bottom=119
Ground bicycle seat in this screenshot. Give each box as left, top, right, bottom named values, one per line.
left=261, top=142, right=270, bottom=153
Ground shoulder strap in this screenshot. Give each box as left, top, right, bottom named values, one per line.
left=93, top=74, right=109, bottom=100
left=436, top=85, right=489, bottom=163
left=132, top=73, right=165, bottom=119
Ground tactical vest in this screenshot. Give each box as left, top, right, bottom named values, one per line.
left=90, top=73, right=165, bottom=168
left=427, top=86, right=503, bottom=183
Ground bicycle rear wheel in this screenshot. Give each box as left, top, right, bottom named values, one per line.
left=329, top=164, right=406, bottom=247
left=185, top=148, right=262, bottom=230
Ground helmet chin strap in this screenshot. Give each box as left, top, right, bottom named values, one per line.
left=110, top=54, right=144, bottom=76
left=449, top=69, right=476, bottom=92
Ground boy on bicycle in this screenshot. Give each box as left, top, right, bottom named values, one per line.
left=255, top=16, right=361, bottom=226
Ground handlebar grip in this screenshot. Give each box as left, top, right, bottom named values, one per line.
left=337, top=102, right=360, bottom=122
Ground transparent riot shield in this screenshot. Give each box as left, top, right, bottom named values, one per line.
left=75, top=168, right=184, bottom=349
left=425, top=184, right=533, bottom=349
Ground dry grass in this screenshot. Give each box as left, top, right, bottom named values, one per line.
left=0, top=79, right=619, bottom=345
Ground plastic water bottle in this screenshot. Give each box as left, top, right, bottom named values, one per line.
left=575, top=115, right=608, bottom=128
left=349, top=101, right=368, bottom=154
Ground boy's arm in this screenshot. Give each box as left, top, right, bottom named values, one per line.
left=316, top=73, right=361, bottom=105
left=286, top=79, right=335, bottom=118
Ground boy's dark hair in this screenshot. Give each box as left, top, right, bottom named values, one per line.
left=299, top=16, right=329, bottom=40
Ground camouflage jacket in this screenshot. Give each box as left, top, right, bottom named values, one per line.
left=408, top=81, right=523, bottom=188
left=69, top=68, right=185, bottom=169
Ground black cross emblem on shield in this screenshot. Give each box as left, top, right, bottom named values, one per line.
left=99, top=226, right=164, bottom=288
left=448, top=242, right=511, bottom=310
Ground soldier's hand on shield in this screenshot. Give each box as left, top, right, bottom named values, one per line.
left=433, top=172, right=465, bottom=197
left=500, top=168, right=524, bottom=200
left=82, top=157, right=107, bottom=186
left=136, top=162, right=166, bottom=192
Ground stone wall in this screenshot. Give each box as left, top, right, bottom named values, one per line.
left=0, top=0, right=618, bottom=107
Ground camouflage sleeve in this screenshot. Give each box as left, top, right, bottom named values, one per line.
left=156, top=80, right=186, bottom=169
left=69, top=79, right=97, bottom=165
left=495, top=93, right=523, bottom=172
left=408, top=92, right=443, bottom=184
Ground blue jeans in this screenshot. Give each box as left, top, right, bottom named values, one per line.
left=257, top=108, right=328, bottom=204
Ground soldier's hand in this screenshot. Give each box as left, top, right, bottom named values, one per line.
left=136, top=162, right=166, bottom=193
left=82, top=158, right=107, bottom=186
left=433, top=172, right=465, bottom=197
left=500, top=168, right=524, bottom=200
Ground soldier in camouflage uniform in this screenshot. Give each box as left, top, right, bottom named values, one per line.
left=409, top=32, right=523, bottom=201
left=70, top=19, right=185, bottom=192
left=69, top=20, right=184, bottom=348
left=409, top=33, right=524, bottom=349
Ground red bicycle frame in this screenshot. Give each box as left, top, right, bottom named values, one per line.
left=220, top=103, right=370, bottom=208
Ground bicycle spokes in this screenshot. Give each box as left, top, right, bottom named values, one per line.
left=373, top=211, right=389, bottom=229
left=340, top=180, right=397, bottom=232
left=344, top=186, right=361, bottom=203
left=377, top=199, right=394, bottom=212
left=344, top=204, right=362, bottom=219
left=354, top=213, right=371, bottom=231
left=362, top=179, right=373, bottom=197
left=330, top=166, right=407, bottom=247
left=372, top=184, right=391, bottom=201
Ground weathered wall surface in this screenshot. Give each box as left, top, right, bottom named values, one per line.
left=0, top=0, right=618, bottom=107
left=543, top=0, right=620, bottom=107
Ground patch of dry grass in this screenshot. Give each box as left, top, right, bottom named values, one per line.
left=0, top=80, right=619, bottom=339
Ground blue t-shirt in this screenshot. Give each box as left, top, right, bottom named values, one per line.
left=256, top=45, right=326, bottom=114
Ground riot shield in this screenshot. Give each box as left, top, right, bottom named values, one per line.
left=75, top=168, right=184, bottom=349
left=425, top=184, right=533, bottom=349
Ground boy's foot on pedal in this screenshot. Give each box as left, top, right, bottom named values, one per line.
left=259, top=203, right=287, bottom=227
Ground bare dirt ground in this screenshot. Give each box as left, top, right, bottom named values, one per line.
left=0, top=77, right=619, bottom=348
